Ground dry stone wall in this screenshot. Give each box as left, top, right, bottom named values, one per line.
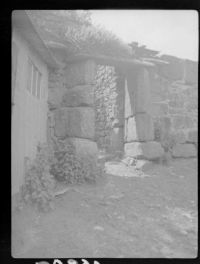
left=47, top=53, right=197, bottom=162
left=149, top=57, right=198, bottom=158
left=94, top=65, right=124, bottom=152
left=48, top=67, right=66, bottom=110
left=47, top=60, right=98, bottom=160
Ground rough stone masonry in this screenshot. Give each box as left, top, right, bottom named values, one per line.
left=149, top=56, right=198, bottom=159
left=47, top=55, right=197, bottom=162
left=47, top=60, right=98, bottom=160
left=124, top=67, right=164, bottom=160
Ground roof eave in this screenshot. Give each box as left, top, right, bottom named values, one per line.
left=142, top=58, right=169, bottom=65
left=64, top=53, right=155, bottom=68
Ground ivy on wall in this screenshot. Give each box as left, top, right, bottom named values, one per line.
left=94, top=65, right=118, bottom=150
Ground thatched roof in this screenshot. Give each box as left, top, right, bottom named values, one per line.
left=26, top=11, right=168, bottom=68
left=13, top=11, right=58, bottom=68
left=27, top=11, right=132, bottom=60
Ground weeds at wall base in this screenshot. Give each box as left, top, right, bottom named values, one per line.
left=19, top=140, right=103, bottom=212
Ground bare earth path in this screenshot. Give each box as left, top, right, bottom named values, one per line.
left=12, top=158, right=197, bottom=258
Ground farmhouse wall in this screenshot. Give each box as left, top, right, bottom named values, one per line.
left=12, top=29, right=49, bottom=195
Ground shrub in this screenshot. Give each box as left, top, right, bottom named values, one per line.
left=50, top=140, right=76, bottom=183
left=20, top=143, right=55, bottom=212
left=19, top=139, right=103, bottom=211
left=50, top=139, right=102, bottom=184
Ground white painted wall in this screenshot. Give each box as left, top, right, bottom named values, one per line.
left=12, top=29, right=49, bottom=195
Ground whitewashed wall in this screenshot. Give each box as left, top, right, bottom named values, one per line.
left=12, top=29, right=49, bottom=195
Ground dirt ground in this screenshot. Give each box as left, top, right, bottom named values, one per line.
left=12, top=158, right=197, bottom=258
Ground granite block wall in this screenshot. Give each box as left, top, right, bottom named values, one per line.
left=47, top=54, right=197, bottom=161
left=47, top=60, right=98, bottom=159
left=124, top=68, right=164, bottom=160
left=149, top=57, right=198, bottom=158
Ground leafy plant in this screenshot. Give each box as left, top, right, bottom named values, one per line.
left=19, top=139, right=103, bottom=212
left=20, top=143, right=55, bottom=212
left=50, top=139, right=102, bottom=184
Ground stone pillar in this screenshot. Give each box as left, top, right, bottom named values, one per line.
left=49, top=60, right=98, bottom=160
left=124, top=67, right=164, bottom=160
